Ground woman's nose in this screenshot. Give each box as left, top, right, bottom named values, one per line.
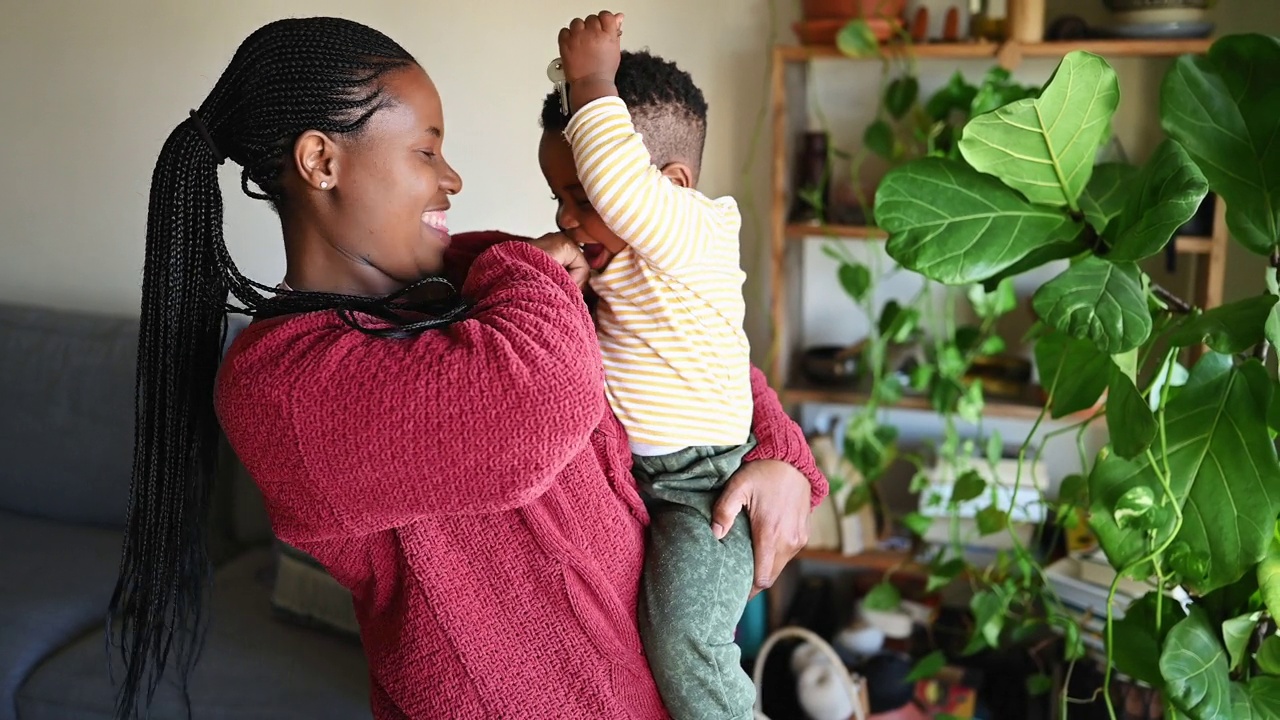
left=440, top=159, right=462, bottom=195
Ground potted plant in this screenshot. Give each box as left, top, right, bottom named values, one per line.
left=867, top=33, right=1280, bottom=717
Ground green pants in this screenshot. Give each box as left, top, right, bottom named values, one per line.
left=634, top=435, right=758, bottom=720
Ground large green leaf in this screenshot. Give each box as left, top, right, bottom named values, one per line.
left=1080, top=162, right=1140, bottom=235
left=1222, top=611, right=1262, bottom=672
left=959, top=51, right=1119, bottom=209
left=877, top=158, right=1084, bottom=284
left=1161, top=34, right=1280, bottom=255
left=1032, top=257, right=1152, bottom=353
left=1169, top=295, right=1279, bottom=354
left=1161, top=609, right=1231, bottom=720
left=1112, top=591, right=1181, bottom=686
left=1259, top=535, right=1280, bottom=622
left=1035, top=329, right=1109, bottom=418
left=1107, top=139, right=1209, bottom=262
left=1107, top=362, right=1157, bottom=459
left=1090, top=355, right=1280, bottom=592
left=1244, top=677, right=1280, bottom=718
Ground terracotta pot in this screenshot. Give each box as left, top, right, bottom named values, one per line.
left=802, top=0, right=907, bottom=21
left=793, top=17, right=899, bottom=45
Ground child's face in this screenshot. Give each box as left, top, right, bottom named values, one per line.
left=539, top=130, right=627, bottom=271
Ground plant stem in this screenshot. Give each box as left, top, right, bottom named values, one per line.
left=1150, top=283, right=1193, bottom=314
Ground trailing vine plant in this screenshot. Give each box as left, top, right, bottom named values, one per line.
left=869, top=35, right=1280, bottom=718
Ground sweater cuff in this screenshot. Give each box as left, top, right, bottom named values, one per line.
left=463, top=240, right=583, bottom=302
left=746, top=420, right=829, bottom=510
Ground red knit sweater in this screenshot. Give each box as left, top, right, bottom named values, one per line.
left=214, top=232, right=826, bottom=719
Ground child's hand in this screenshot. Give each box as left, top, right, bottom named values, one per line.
left=529, top=232, right=590, bottom=289
left=558, top=11, right=624, bottom=109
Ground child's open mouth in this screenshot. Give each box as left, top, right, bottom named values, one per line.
left=581, top=243, right=612, bottom=271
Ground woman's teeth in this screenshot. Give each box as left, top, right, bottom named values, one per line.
left=421, top=211, right=449, bottom=233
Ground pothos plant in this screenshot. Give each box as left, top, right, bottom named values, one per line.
left=869, top=34, right=1280, bottom=718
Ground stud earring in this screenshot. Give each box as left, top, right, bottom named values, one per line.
left=320, top=181, right=329, bottom=189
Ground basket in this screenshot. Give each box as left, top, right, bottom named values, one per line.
left=751, top=626, right=869, bottom=720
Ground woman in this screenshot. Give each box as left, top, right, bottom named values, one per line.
left=111, top=16, right=826, bottom=720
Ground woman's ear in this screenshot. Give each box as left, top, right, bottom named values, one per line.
left=660, top=161, right=696, bottom=189
left=292, top=130, right=340, bottom=191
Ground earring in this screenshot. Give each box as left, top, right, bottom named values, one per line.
left=320, top=181, right=329, bottom=189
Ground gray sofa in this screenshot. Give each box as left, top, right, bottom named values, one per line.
left=0, top=302, right=371, bottom=719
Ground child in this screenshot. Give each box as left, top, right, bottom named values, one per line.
left=545, top=12, right=758, bottom=719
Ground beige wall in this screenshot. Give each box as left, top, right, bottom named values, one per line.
left=0, top=0, right=790, bottom=352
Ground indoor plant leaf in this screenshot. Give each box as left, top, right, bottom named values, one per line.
left=970, top=66, right=1039, bottom=117
left=1160, top=608, right=1231, bottom=720
left=1258, top=535, right=1280, bottom=623
left=863, top=581, right=901, bottom=611
left=1090, top=355, right=1280, bottom=593
left=1031, top=257, right=1152, bottom=353
left=836, top=19, right=880, bottom=58
left=1106, top=139, right=1210, bottom=262
left=1161, top=34, right=1280, bottom=256
left=877, top=158, right=1084, bottom=285
left=926, top=71, right=976, bottom=121
left=1112, top=591, right=1181, bottom=686
left=1106, top=363, right=1157, bottom=459
left=838, top=262, right=873, bottom=303
left=1035, top=328, right=1109, bottom=418
left=959, top=51, right=1119, bottom=209
left=951, top=469, right=986, bottom=503
left=864, top=119, right=895, bottom=159
left=1257, top=635, right=1280, bottom=675
left=1080, top=162, right=1140, bottom=235
left=1222, top=611, right=1262, bottom=672
left=1244, top=677, right=1280, bottom=717
left=976, top=505, right=1007, bottom=535
left=1169, top=295, right=1278, bottom=354
left=906, top=650, right=946, bottom=682
left=885, top=76, right=919, bottom=120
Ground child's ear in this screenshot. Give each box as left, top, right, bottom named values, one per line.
left=660, top=162, right=695, bottom=189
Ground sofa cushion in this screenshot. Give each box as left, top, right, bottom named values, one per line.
left=271, top=541, right=360, bottom=640
left=17, top=548, right=371, bottom=720
left=0, top=304, right=137, bottom=526
left=0, top=511, right=123, bottom=720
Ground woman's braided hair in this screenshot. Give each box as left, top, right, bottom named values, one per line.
left=109, top=16, right=466, bottom=718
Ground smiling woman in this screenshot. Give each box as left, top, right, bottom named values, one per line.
left=112, top=13, right=825, bottom=720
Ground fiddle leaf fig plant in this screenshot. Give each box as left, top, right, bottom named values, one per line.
left=874, top=36, right=1280, bottom=718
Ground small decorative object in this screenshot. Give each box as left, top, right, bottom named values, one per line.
left=969, top=0, right=1007, bottom=40
left=801, top=344, right=860, bottom=387
left=1006, top=0, right=1045, bottom=42
left=1099, top=0, right=1214, bottom=38
left=789, top=132, right=830, bottom=223
left=751, top=627, right=869, bottom=720
left=906, top=0, right=970, bottom=41
left=964, top=354, right=1031, bottom=399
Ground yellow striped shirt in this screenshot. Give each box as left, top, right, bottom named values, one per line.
left=565, top=96, right=752, bottom=454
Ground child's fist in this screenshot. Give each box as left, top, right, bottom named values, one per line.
left=558, top=11, right=624, bottom=85
left=529, top=232, right=590, bottom=289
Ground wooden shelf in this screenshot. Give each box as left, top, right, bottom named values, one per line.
left=777, top=38, right=1213, bottom=64
left=795, top=548, right=924, bottom=573
left=786, top=224, right=1217, bottom=255
left=782, top=373, right=1101, bottom=422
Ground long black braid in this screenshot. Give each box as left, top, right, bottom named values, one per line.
left=108, top=17, right=467, bottom=719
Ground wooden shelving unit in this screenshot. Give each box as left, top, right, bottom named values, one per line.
left=776, top=38, right=1212, bottom=68
left=765, top=39, right=1229, bottom=589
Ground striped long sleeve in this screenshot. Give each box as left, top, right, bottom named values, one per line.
left=563, top=96, right=753, bottom=453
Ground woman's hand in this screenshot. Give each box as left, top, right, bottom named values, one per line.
left=711, top=459, right=811, bottom=598
left=529, top=232, right=590, bottom=289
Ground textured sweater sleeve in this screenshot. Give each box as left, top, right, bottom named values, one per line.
left=261, top=242, right=606, bottom=535
left=564, top=96, right=740, bottom=271
left=744, top=365, right=829, bottom=509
